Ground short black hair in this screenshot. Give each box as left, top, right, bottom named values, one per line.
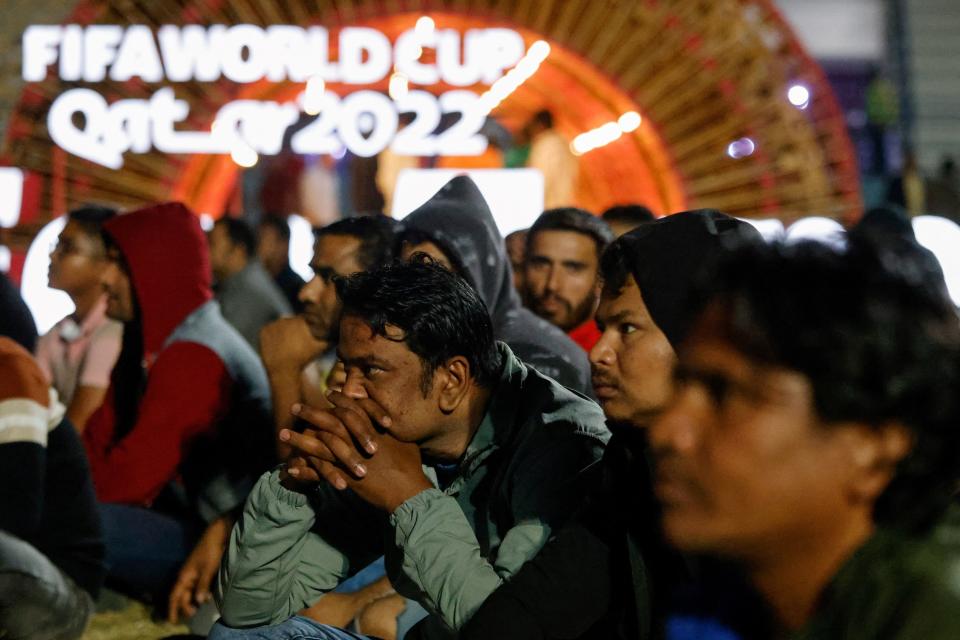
left=215, top=217, right=256, bottom=257
left=335, top=257, right=501, bottom=394
left=528, top=207, right=614, bottom=258
left=68, top=205, right=116, bottom=239
left=259, top=214, right=291, bottom=243
left=699, top=237, right=960, bottom=533
left=601, top=204, right=655, bottom=229
left=315, top=215, right=399, bottom=271
left=505, top=229, right=528, bottom=243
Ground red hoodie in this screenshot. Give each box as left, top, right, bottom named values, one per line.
left=83, top=203, right=233, bottom=505
left=568, top=319, right=602, bottom=353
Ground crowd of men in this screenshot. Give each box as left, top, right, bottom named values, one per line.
left=2, top=176, right=960, bottom=640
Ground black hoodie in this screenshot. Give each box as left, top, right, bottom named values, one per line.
left=401, top=176, right=593, bottom=397
left=460, top=210, right=764, bottom=640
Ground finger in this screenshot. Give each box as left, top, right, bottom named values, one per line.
left=330, top=405, right=379, bottom=456
left=316, top=459, right=350, bottom=490
left=291, top=404, right=353, bottom=441
left=195, top=560, right=221, bottom=604
left=316, top=430, right=368, bottom=479
left=280, top=428, right=339, bottom=464
left=287, top=457, right=322, bottom=483
left=168, top=572, right=196, bottom=623
left=328, top=391, right=393, bottom=432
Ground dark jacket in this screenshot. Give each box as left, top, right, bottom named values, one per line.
left=217, top=343, right=609, bottom=640
left=792, top=507, right=960, bottom=640
left=401, top=176, right=593, bottom=397
left=461, top=211, right=763, bottom=640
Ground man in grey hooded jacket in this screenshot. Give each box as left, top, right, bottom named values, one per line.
left=398, top=176, right=593, bottom=397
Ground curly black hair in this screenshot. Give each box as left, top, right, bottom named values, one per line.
left=334, top=256, right=501, bottom=395
left=698, top=236, right=960, bottom=532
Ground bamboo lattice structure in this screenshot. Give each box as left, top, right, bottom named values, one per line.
left=3, top=0, right=862, bottom=239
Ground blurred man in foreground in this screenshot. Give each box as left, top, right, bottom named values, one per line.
left=651, top=238, right=960, bottom=637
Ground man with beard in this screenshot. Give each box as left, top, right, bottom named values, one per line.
left=462, top=210, right=760, bottom=640
left=524, top=208, right=613, bottom=353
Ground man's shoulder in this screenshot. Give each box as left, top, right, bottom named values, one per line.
left=505, top=360, right=609, bottom=445
left=809, top=519, right=960, bottom=639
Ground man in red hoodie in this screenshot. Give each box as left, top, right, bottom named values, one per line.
left=82, top=202, right=273, bottom=609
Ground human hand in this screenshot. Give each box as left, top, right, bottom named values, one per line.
left=167, top=513, right=235, bottom=623
left=282, top=398, right=432, bottom=512
left=260, top=316, right=328, bottom=372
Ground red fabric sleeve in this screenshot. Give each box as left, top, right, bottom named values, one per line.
left=83, top=342, right=230, bottom=505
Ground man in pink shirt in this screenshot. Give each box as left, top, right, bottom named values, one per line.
left=36, top=206, right=122, bottom=432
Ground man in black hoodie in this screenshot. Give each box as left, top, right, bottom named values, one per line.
left=461, top=210, right=760, bottom=640
left=398, top=176, right=592, bottom=396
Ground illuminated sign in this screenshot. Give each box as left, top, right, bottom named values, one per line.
left=22, top=23, right=531, bottom=168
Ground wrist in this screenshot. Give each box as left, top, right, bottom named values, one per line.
left=384, top=475, right=434, bottom=513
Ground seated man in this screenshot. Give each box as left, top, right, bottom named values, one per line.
left=36, top=206, right=122, bottom=431
left=0, top=332, right=104, bottom=639
left=82, top=202, right=274, bottom=608
left=208, top=216, right=292, bottom=352
left=257, top=215, right=306, bottom=313
left=212, top=259, right=610, bottom=640
left=462, top=210, right=760, bottom=640
left=523, top=208, right=614, bottom=353
left=601, top=204, right=654, bottom=238
left=167, top=215, right=399, bottom=623
left=399, top=176, right=592, bottom=396
left=650, top=237, right=960, bottom=637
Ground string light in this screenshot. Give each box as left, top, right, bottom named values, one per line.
left=475, top=40, right=551, bottom=116
left=302, top=76, right=326, bottom=115
left=571, top=111, right=643, bottom=155
left=388, top=72, right=409, bottom=101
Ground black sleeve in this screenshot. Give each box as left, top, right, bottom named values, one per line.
left=460, top=521, right=614, bottom=640
left=0, top=441, right=46, bottom=536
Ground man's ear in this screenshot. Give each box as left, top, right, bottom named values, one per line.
left=843, top=421, right=914, bottom=503
left=437, top=355, right=472, bottom=414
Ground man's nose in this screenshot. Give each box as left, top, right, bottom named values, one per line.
left=299, top=276, right=322, bottom=304
left=649, top=391, right=699, bottom=456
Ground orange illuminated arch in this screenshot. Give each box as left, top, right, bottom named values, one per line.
left=4, top=0, right=862, bottom=229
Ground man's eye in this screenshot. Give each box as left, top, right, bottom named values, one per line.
left=674, top=368, right=732, bottom=407
left=620, top=323, right=637, bottom=335
left=700, top=374, right=731, bottom=407
left=364, top=366, right=383, bottom=376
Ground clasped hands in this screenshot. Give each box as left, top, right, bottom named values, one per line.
left=279, top=390, right=434, bottom=513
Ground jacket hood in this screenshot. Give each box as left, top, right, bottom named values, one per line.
left=103, top=202, right=212, bottom=354
left=401, top=176, right=520, bottom=321
left=611, top=209, right=761, bottom=348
